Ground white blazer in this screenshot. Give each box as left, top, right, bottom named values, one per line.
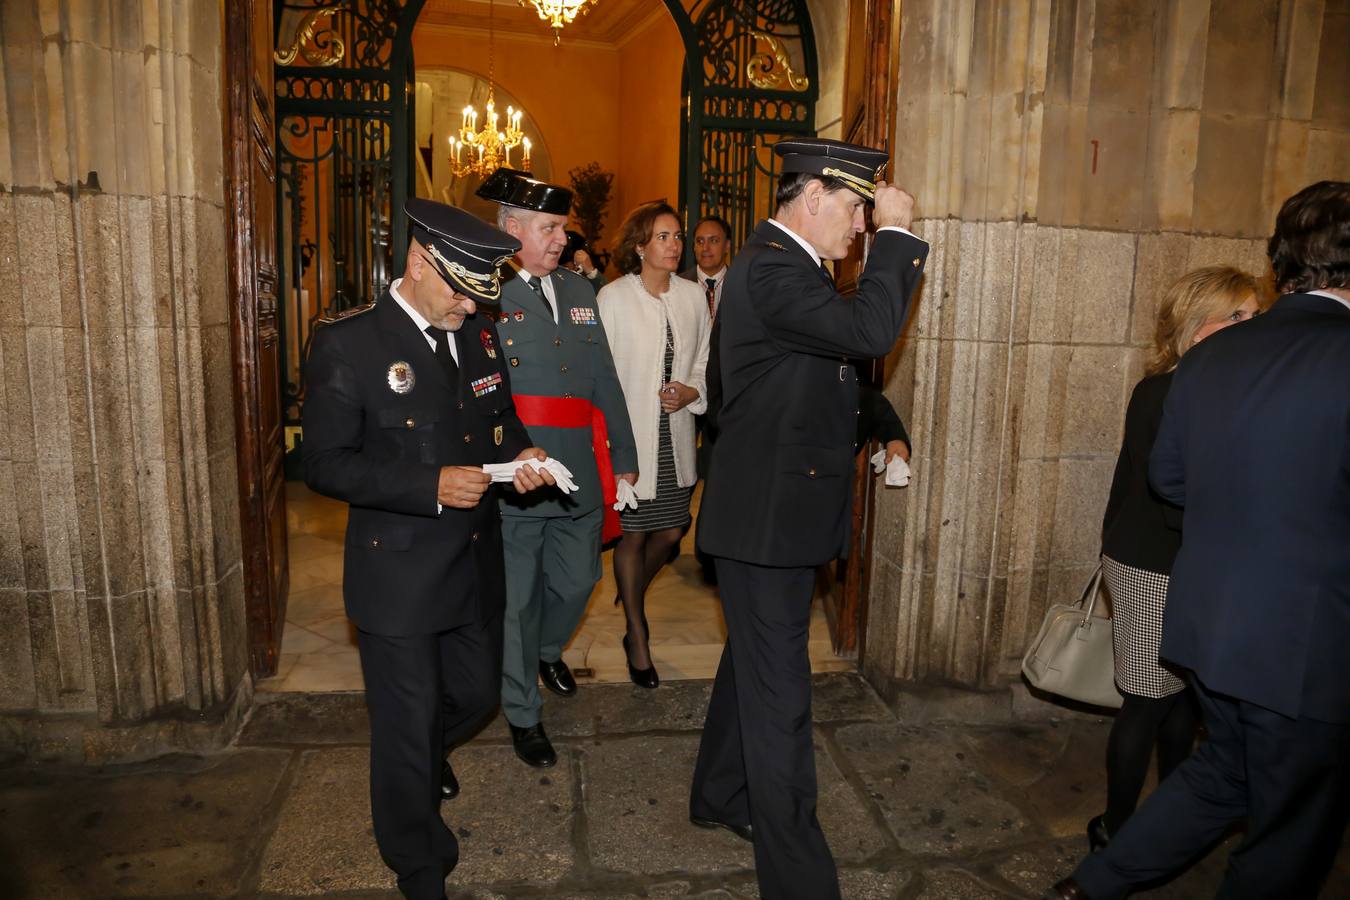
left=597, top=273, right=711, bottom=500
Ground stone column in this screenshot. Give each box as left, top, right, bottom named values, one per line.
left=0, top=0, right=248, bottom=760
left=864, top=0, right=1350, bottom=693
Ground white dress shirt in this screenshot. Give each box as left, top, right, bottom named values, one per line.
left=513, top=263, right=560, bottom=323
left=390, top=277, right=459, bottom=363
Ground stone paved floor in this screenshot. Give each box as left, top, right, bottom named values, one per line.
left=2, top=675, right=1347, bottom=899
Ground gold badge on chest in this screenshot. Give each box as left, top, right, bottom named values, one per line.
left=387, top=361, right=415, bottom=394
left=493, top=425, right=503, bottom=446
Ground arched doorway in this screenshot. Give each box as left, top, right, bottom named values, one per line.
left=255, top=0, right=822, bottom=682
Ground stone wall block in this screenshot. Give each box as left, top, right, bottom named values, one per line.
left=1067, top=229, right=1135, bottom=344
left=0, top=326, right=36, bottom=462
left=202, top=322, right=237, bottom=457
left=1089, top=0, right=1158, bottom=111
left=1, top=3, right=52, bottom=189
left=1305, top=127, right=1350, bottom=187
left=1146, top=108, right=1201, bottom=231
left=975, top=221, right=1017, bottom=342
left=0, top=459, right=22, bottom=589
left=106, top=590, right=157, bottom=721
left=90, top=445, right=148, bottom=600
left=216, top=564, right=249, bottom=691
left=148, top=582, right=187, bottom=708
left=956, top=341, right=1012, bottom=577
left=1012, top=342, right=1054, bottom=459
left=1185, top=234, right=1266, bottom=273
left=1268, top=119, right=1311, bottom=222
left=0, top=587, right=37, bottom=711
left=65, top=40, right=119, bottom=194
left=1158, top=0, right=1212, bottom=109
left=1058, top=347, right=1131, bottom=456
left=120, top=198, right=157, bottom=326
left=40, top=41, right=73, bottom=187
left=1027, top=225, right=1072, bottom=342
left=1202, top=0, right=1280, bottom=117
left=109, top=0, right=147, bottom=53
left=0, top=197, right=19, bottom=325
left=207, top=448, right=243, bottom=582
left=1277, top=0, right=1328, bottom=120
left=192, top=58, right=226, bottom=204
left=1048, top=457, right=1115, bottom=565
left=1311, top=3, right=1350, bottom=127
left=1033, top=101, right=1072, bottom=225
left=47, top=586, right=91, bottom=699
left=949, top=572, right=991, bottom=682
left=1001, top=564, right=1050, bottom=665
left=1080, top=107, right=1151, bottom=230
left=27, top=324, right=75, bottom=463
left=64, top=0, right=114, bottom=48
left=862, top=558, right=902, bottom=688
left=14, top=194, right=62, bottom=326
left=195, top=203, right=228, bottom=327
left=22, top=589, right=62, bottom=707
left=1131, top=233, right=1193, bottom=346
left=950, top=222, right=987, bottom=340
left=111, top=49, right=152, bottom=198
left=1009, top=221, right=1040, bottom=344
left=35, top=458, right=77, bottom=594
left=1193, top=114, right=1273, bottom=237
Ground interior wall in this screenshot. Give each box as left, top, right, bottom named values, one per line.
left=865, top=0, right=1350, bottom=692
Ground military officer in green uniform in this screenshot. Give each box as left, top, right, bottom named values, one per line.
left=475, top=169, right=639, bottom=768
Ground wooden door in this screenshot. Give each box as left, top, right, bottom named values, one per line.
left=825, top=0, right=903, bottom=657
left=225, top=0, right=289, bottom=677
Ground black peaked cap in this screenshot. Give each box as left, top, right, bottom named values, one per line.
left=774, top=137, right=889, bottom=201
left=405, top=198, right=521, bottom=303
left=475, top=167, right=573, bottom=215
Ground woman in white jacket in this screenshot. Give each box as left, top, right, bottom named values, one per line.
left=597, top=201, right=711, bottom=688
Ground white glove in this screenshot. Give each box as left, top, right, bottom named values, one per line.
left=612, top=479, right=639, bottom=511
left=482, top=457, right=579, bottom=494
left=869, top=449, right=911, bottom=487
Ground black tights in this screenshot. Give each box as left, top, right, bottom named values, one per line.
left=1103, top=688, right=1199, bottom=835
left=612, top=526, right=683, bottom=669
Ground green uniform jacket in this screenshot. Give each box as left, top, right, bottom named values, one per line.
left=496, top=265, right=638, bottom=517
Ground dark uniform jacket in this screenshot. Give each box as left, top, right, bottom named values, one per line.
left=302, top=291, right=531, bottom=636
left=697, top=221, right=928, bottom=566
left=856, top=384, right=910, bottom=453
left=1100, top=372, right=1182, bottom=575
left=1151, top=292, right=1350, bottom=723
left=495, top=266, right=637, bottom=517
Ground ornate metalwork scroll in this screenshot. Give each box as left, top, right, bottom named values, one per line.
left=273, top=0, right=420, bottom=426
left=274, top=7, right=346, bottom=66
left=746, top=30, right=809, bottom=91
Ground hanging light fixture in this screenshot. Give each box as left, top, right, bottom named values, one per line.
left=449, top=0, right=532, bottom=179
left=521, top=0, right=598, bottom=46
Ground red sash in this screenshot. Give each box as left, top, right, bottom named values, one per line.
left=513, top=395, right=622, bottom=543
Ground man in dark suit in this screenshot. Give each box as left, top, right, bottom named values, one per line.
left=679, top=213, right=732, bottom=317
left=302, top=200, right=556, bottom=900
left=691, top=137, right=927, bottom=900
left=1048, top=181, right=1350, bottom=899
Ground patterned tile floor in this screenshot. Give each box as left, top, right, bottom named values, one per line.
left=261, top=482, right=852, bottom=692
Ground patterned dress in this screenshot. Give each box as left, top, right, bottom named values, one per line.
left=619, top=319, right=693, bottom=532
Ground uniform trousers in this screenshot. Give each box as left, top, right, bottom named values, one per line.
left=499, top=506, right=603, bottom=727
left=690, top=558, right=841, bottom=900
left=357, top=615, right=503, bottom=900
left=1073, top=674, right=1350, bottom=900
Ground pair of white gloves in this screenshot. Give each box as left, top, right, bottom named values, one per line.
left=869, top=449, right=911, bottom=487
left=482, top=457, right=579, bottom=494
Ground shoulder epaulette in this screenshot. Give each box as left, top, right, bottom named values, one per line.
left=764, top=240, right=788, bottom=252
left=317, top=302, right=376, bottom=327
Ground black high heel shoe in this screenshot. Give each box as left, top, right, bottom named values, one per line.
left=1086, top=814, right=1109, bottom=852
left=623, top=633, right=660, bottom=689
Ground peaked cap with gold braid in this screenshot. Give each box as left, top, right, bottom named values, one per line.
left=773, top=137, right=889, bottom=202
left=405, top=198, right=521, bottom=303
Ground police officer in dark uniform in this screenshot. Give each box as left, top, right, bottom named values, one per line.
left=302, top=199, right=556, bottom=900
left=690, top=138, right=927, bottom=900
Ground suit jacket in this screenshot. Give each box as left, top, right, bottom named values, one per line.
left=1100, top=372, right=1183, bottom=574
left=697, top=221, right=928, bottom=566
left=495, top=266, right=637, bottom=517
left=302, top=292, right=531, bottom=636
left=1150, top=292, right=1350, bottom=722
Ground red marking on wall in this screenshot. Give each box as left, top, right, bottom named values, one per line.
left=1090, top=139, right=1100, bottom=174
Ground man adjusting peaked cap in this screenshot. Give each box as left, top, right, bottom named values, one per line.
left=475, top=167, right=574, bottom=216
left=405, top=197, right=521, bottom=303
left=773, top=137, right=889, bottom=202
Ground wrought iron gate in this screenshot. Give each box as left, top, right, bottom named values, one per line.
left=272, top=0, right=816, bottom=428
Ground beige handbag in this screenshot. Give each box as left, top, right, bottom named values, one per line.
left=1021, top=567, right=1124, bottom=708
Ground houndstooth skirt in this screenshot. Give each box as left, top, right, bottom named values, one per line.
left=1100, top=554, right=1186, bottom=698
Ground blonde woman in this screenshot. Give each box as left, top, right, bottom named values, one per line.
left=1089, top=266, right=1262, bottom=851
left=597, top=202, right=711, bottom=688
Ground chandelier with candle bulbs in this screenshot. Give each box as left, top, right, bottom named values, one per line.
left=521, top=0, right=598, bottom=45
left=449, top=0, right=532, bottom=179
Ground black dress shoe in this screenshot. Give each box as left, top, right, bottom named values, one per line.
left=623, top=633, right=660, bottom=690
left=1086, top=814, right=1109, bottom=852
left=509, top=722, right=557, bottom=768
left=440, top=761, right=459, bottom=800
left=539, top=658, right=577, bottom=697
left=690, top=813, right=753, bottom=843
left=1041, top=877, right=1090, bottom=900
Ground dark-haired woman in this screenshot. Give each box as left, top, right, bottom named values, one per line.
left=597, top=202, right=710, bottom=688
